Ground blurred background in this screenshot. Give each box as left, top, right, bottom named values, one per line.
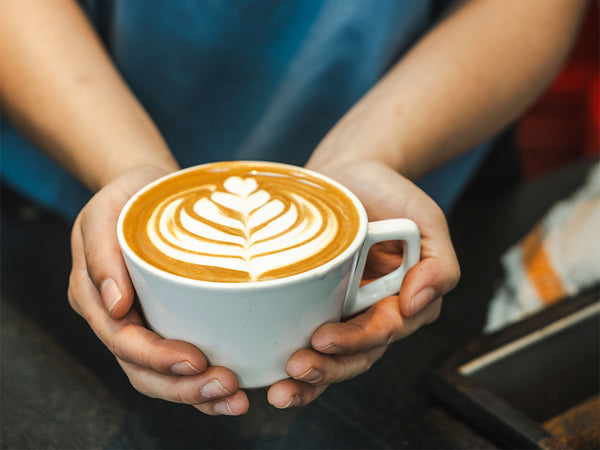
left=1, top=3, right=598, bottom=449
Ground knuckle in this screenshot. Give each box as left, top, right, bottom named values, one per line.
left=103, top=332, right=118, bottom=356
left=71, top=212, right=84, bottom=235
left=338, top=357, right=357, bottom=381
left=66, top=276, right=80, bottom=315
left=70, top=225, right=79, bottom=251
left=128, top=375, right=154, bottom=399
left=363, top=349, right=383, bottom=373
left=109, top=324, right=161, bottom=372
left=358, top=353, right=375, bottom=376
left=66, top=268, right=92, bottom=316
left=103, top=328, right=127, bottom=361
left=83, top=248, right=102, bottom=284
left=449, top=261, right=461, bottom=290
left=348, top=320, right=369, bottom=337
left=434, top=299, right=443, bottom=317
left=379, top=309, right=402, bottom=346
left=78, top=202, right=93, bottom=229
left=111, top=326, right=137, bottom=363
left=339, top=351, right=380, bottom=381
left=85, top=307, right=104, bottom=336
left=174, top=389, right=188, bottom=404
left=360, top=357, right=373, bottom=374
left=175, top=386, right=202, bottom=405
left=127, top=375, right=144, bottom=395
left=453, top=262, right=461, bottom=285
left=382, top=323, right=398, bottom=346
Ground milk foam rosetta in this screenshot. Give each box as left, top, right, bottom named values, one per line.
left=122, top=162, right=360, bottom=282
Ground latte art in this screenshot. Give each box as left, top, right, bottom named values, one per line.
left=148, top=176, right=338, bottom=280
left=121, top=162, right=360, bottom=282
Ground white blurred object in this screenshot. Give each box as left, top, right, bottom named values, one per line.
left=485, top=162, right=600, bottom=333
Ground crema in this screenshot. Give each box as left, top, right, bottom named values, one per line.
left=121, top=162, right=360, bottom=282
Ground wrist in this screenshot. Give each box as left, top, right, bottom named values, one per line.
left=95, top=151, right=180, bottom=191
left=307, top=104, right=415, bottom=181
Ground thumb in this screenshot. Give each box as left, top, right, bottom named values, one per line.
left=398, top=251, right=460, bottom=318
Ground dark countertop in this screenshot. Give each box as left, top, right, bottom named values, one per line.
left=1, top=144, right=594, bottom=449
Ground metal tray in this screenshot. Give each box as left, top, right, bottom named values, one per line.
left=428, top=286, right=599, bottom=449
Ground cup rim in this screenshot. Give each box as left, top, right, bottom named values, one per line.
left=116, top=161, right=369, bottom=289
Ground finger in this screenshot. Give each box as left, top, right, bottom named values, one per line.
left=285, top=300, right=442, bottom=387
left=75, top=166, right=177, bottom=319
left=71, top=231, right=209, bottom=375
left=193, top=390, right=250, bottom=416
left=78, top=189, right=136, bottom=319
left=286, top=345, right=387, bottom=386
left=110, top=311, right=211, bottom=375
left=311, top=296, right=443, bottom=355
left=117, top=358, right=242, bottom=408
left=398, top=255, right=458, bottom=318
left=267, top=378, right=329, bottom=409
left=424, top=297, right=443, bottom=325
left=270, top=299, right=443, bottom=406
left=80, top=277, right=209, bottom=375
left=69, top=221, right=115, bottom=319
left=397, top=215, right=460, bottom=318
left=308, top=160, right=459, bottom=319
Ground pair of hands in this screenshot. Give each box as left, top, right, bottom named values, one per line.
left=67, top=160, right=459, bottom=415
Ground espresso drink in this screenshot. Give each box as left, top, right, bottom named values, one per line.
left=121, top=162, right=360, bottom=282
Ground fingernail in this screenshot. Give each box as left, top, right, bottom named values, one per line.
left=171, top=360, right=202, bottom=376
left=313, top=343, right=340, bottom=354
left=201, top=379, right=232, bottom=399
left=281, top=395, right=301, bottom=409
left=410, top=286, right=436, bottom=316
left=100, top=279, right=122, bottom=314
left=295, top=367, right=322, bottom=383
left=214, top=399, right=235, bottom=415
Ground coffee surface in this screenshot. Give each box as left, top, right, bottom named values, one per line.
left=122, top=162, right=360, bottom=282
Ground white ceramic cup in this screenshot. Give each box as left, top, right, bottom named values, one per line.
left=117, top=164, right=420, bottom=388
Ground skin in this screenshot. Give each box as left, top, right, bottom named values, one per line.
left=0, top=0, right=587, bottom=414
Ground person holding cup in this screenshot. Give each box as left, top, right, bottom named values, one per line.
left=0, top=0, right=587, bottom=416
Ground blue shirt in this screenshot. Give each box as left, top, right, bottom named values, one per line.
left=1, top=0, right=489, bottom=220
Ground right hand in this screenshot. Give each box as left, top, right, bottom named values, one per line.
left=67, top=165, right=249, bottom=415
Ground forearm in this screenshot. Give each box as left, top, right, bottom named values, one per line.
left=308, top=0, right=587, bottom=180
left=0, top=0, right=178, bottom=192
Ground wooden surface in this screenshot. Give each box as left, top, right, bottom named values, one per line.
left=543, top=394, right=600, bottom=449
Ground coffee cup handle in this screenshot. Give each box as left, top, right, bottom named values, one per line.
left=343, top=219, right=420, bottom=317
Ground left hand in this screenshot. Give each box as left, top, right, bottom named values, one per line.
left=267, top=160, right=459, bottom=408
